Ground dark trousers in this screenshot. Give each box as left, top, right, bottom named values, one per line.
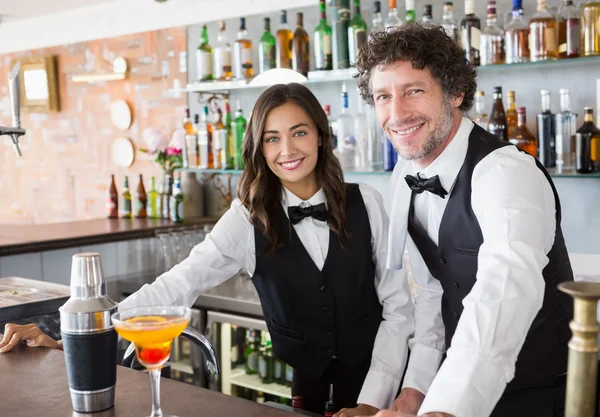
left=292, top=358, right=371, bottom=415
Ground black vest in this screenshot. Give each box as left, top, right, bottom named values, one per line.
left=253, top=184, right=383, bottom=379
left=407, top=125, right=573, bottom=394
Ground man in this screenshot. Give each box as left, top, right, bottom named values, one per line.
left=352, top=24, right=573, bottom=417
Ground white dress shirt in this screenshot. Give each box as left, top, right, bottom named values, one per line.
left=387, top=117, right=557, bottom=417
left=120, top=184, right=431, bottom=409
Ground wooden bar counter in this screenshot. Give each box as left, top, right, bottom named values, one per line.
left=0, top=342, right=297, bottom=417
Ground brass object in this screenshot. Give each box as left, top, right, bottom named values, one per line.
left=11, top=56, right=60, bottom=113
left=559, top=281, right=600, bottom=417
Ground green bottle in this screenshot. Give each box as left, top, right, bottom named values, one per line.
left=223, top=100, right=234, bottom=169
left=120, top=176, right=132, bottom=218
left=348, top=0, right=367, bottom=66
left=232, top=102, right=247, bottom=170
left=245, top=330, right=259, bottom=375
left=147, top=176, right=159, bottom=219
left=331, top=0, right=350, bottom=70
left=258, top=17, right=276, bottom=73
left=197, top=25, right=213, bottom=81
left=169, top=177, right=184, bottom=223
left=405, top=0, right=416, bottom=22
left=314, top=0, right=333, bottom=71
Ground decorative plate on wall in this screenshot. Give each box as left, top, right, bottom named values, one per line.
left=110, top=99, right=132, bottom=130
left=111, top=137, right=135, bottom=167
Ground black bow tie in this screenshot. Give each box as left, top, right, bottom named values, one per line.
left=288, top=203, right=328, bottom=225
left=405, top=173, right=448, bottom=199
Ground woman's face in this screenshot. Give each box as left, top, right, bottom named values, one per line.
left=261, top=101, right=321, bottom=192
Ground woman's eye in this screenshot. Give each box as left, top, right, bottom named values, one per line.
left=265, top=137, right=278, bottom=143
left=294, top=131, right=307, bottom=137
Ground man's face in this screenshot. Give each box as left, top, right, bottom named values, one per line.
left=371, top=60, right=462, bottom=162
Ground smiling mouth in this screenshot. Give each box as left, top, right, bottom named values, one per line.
left=391, top=123, right=425, bottom=136
left=278, top=158, right=305, bottom=170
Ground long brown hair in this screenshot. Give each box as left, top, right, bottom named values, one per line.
left=237, top=83, right=348, bottom=251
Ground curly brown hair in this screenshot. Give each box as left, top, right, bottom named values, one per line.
left=237, top=83, right=348, bottom=252
left=355, top=23, right=477, bottom=111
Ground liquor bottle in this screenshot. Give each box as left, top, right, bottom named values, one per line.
left=441, top=2, right=458, bottom=41
left=575, top=107, right=599, bottom=173
left=276, top=11, right=293, bottom=69
left=314, top=0, right=333, bottom=71
left=147, top=176, right=159, bottom=219
left=385, top=0, right=403, bottom=30
left=285, top=362, right=293, bottom=387
left=529, top=0, right=557, bottom=62
left=460, top=0, right=481, bottom=66
left=405, top=0, right=416, bottom=23
left=383, top=136, right=398, bottom=171
left=323, top=104, right=338, bottom=149
left=258, top=18, right=276, bottom=74
left=198, top=107, right=211, bottom=170
left=231, top=325, right=242, bottom=367
left=354, top=96, right=369, bottom=170
left=222, top=100, right=234, bottom=169
left=196, top=25, right=213, bottom=81
left=557, top=0, right=581, bottom=58
left=509, top=107, right=537, bottom=156
left=244, top=330, right=259, bottom=375
left=183, top=108, right=193, bottom=134
left=537, top=90, right=556, bottom=168
left=366, top=102, right=384, bottom=171
left=273, top=353, right=284, bottom=384
left=336, top=83, right=357, bottom=171
left=107, top=174, right=119, bottom=219
left=506, top=90, right=518, bottom=138
left=169, top=176, right=184, bottom=223
left=555, top=88, right=577, bottom=172
left=134, top=174, right=148, bottom=218
left=582, top=1, right=600, bottom=57
left=121, top=176, right=132, bottom=218
left=505, top=0, right=530, bottom=64
left=213, top=20, right=232, bottom=81
left=161, top=176, right=172, bottom=220
left=348, top=0, right=367, bottom=66
left=421, top=5, right=434, bottom=23
left=212, top=108, right=224, bottom=169
left=472, top=90, right=489, bottom=129
left=332, top=0, right=351, bottom=70
left=233, top=17, right=253, bottom=80
left=292, top=12, right=310, bottom=77
left=232, top=102, right=247, bottom=170
left=185, top=114, right=199, bottom=169
left=371, top=1, right=385, bottom=34
left=487, top=86, right=508, bottom=141
left=480, top=0, right=505, bottom=66
left=259, top=341, right=275, bottom=384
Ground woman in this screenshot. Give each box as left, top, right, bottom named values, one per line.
left=1, top=84, right=416, bottom=416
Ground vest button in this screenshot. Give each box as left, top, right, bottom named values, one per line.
left=453, top=312, right=459, bottom=319
left=320, top=285, right=327, bottom=292
left=325, top=327, right=334, bottom=335
left=439, top=257, right=446, bottom=264
left=453, top=281, right=459, bottom=289
left=322, top=306, right=330, bottom=313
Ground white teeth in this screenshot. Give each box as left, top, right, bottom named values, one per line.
left=281, top=159, right=302, bottom=168
left=395, top=124, right=422, bottom=135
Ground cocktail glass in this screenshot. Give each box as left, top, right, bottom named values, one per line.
left=112, top=306, right=191, bottom=417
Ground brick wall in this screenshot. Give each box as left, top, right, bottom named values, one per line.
left=0, top=27, right=187, bottom=224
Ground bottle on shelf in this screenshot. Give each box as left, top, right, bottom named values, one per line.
left=161, top=175, right=173, bottom=220
left=147, top=176, right=159, bottom=219
left=245, top=329, right=259, bottom=375
left=555, top=88, right=577, bottom=172
left=366, top=105, right=384, bottom=171
left=276, top=10, right=293, bottom=69
left=509, top=107, right=537, bottom=157
left=121, top=176, right=132, bottom=219
left=134, top=174, right=148, bottom=219
left=557, top=0, right=581, bottom=59
left=355, top=95, right=369, bottom=170
left=385, top=0, right=403, bottom=30
left=460, top=0, right=481, bottom=66
left=529, top=0, right=557, bottom=62
left=213, top=20, right=232, bottom=81
left=536, top=89, right=556, bottom=168
left=198, top=106, right=212, bottom=169
left=232, top=101, right=247, bottom=170
left=487, top=86, right=508, bottom=142
left=582, top=0, right=600, bottom=57
left=506, top=90, right=518, bottom=138
left=169, top=175, right=184, bottom=224
left=575, top=107, right=600, bottom=173
left=371, top=1, right=385, bottom=35
left=222, top=100, right=234, bottom=170
left=258, top=17, right=276, bottom=74
left=441, top=2, right=458, bottom=41
left=421, top=5, right=434, bottom=23
left=323, top=104, right=338, bottom=149
left=258, top=339, right=275, bottom=384
left=196, top=25, right=213, bottom=81
left=480, top=0, right=505, bottom=66
left=107, top=174, right=118, bottom=219
left=383, top=135, right=398, bottom=171
left=233, top=17, right=253, bottom=80
left=314, top=0, right=333, bottom=71
left=213, top=108, right=224, bottom=169
left=292, top=12, right=310, bottom=77
left=348, top=0, right=367, bottom=66
left=185, top=114, right=200, bottom=169
left=404, top=0, right=415, bottom=23
left=505, top=0, right=530, bottom=64
left=472, top=90, right=489, bottom=129
left=336, top=83, right=358, bottom=171
left=284, top=362, right=293, bottom=387
left=332, top=0, right=351, bottom=70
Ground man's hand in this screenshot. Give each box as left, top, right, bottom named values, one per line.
left=334, top=403, right=379, bottom=417
left=0, top=323, right=62, bottom=353
left=391, top=388, right=425, bottom=414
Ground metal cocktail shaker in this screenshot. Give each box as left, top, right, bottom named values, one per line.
left=59, top=253, right=118, bottom=413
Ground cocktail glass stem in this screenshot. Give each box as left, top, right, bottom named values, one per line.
left=149, top=368, right=163, bottom=417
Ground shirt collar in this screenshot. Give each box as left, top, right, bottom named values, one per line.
left=281, top=186, right=327, bottom=209
left=410, top=116, right=474, bottom=194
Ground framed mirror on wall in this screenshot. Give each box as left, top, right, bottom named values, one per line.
left=11, top=56, right=60, bottom=113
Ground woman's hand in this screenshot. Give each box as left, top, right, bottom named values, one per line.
left=0, top=323, right=62, bottom=353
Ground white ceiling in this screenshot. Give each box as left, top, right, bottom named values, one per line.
left=0, top=0, right=126, bottom=21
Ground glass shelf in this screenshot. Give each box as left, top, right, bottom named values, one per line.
left=477, top=54, right=600, bottom=72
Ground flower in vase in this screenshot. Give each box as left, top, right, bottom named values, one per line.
left=140, top=127, right=183, bottom=172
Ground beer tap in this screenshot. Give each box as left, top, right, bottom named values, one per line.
left=1, top=62, right=26, bottom=156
